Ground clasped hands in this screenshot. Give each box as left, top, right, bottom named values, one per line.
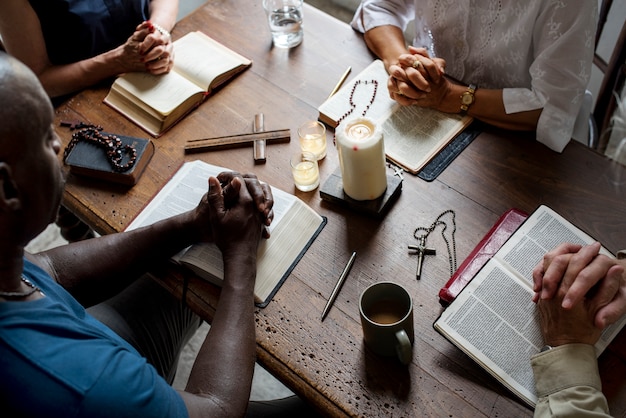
left=387, top=46, right=455, bottom=113
left=121, top=20, right=174, bottom=75
left=532, top=242, right=626, bottom=347
left=194, top=172, right=274, bottom=257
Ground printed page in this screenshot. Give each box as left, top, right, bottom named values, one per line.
left=381, top=104, right=467, bottom=172
left=435, top=204, right=626, bottom=407
left=317, top=59, right=471, bottom=172
left=125, top=160, right=323, bottom=303
left=173, top=31, right=251, bottom=91
left=317, top=60, right=395, bottom=127
left=493, top=205, right=611, bottom=288
left=435, top=260, right=541, bottom=407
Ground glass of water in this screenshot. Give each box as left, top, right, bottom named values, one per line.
left=262, top=0, right=303, bottom=48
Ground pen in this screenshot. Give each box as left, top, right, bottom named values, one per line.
left=327, top=66, right=352, bottom=99
left=321, top=251, right=357, bottom=321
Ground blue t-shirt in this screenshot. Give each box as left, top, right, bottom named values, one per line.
left=0, top=259, right=188, bottom=417
left=28, top=0, right=150, bottom=64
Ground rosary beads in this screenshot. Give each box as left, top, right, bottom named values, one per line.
left=63, top=125, right=138, bottom=172
left=334, top=79, right=378, bottom=144
left=409, top=210, right=458, bottom=280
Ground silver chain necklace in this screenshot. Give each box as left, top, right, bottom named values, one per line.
left=409, top=210, right=457, bottom=280
left=0, top=276, right=43, bottom=299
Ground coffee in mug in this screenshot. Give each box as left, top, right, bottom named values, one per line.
left=359, top=281, right=414, bottom=365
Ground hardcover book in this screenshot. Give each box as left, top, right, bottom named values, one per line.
left=104, top=31, right=252, bottom=137
left=126, top=160, right=326, bottom=307
left=438, top=208, right=528, bottom=305
left=434, top=205, right=626, bottom=407
left=64, top=133, right=155, bottom=186
left=317, top=59, right=473, bottom=174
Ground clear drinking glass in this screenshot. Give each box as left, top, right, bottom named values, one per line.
left=263, top=0, right=304, bottom=48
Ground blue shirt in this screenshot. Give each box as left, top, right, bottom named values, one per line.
left=0, top=259, right=188, bottom=417
left=28, top=0, right=150, bottom=64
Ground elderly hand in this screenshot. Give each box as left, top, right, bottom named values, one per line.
left=387, top=46, right=451, bottom=110
left=532, top=242, right=626, bottom=329
left=537, top=263, right=603, bottom=347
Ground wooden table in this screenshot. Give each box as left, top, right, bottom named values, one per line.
left=54, top=0, right=626, bottom=416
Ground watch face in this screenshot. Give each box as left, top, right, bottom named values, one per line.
left=462, top=92, right=474, bottom=105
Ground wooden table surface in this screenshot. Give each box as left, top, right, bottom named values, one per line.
left=53, top=0, right=626, bottom=416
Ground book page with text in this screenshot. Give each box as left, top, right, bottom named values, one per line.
left=493, top=205, right=611, bottom=288
left=381, top=104, right=467, bottom=172
left=436, top=259, right=541, bottom=406
left=125, top=160, right=323, bottom=303
left=317, top=60, right=396, bottom=127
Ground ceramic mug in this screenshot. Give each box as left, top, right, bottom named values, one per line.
left=359, top=281, right=414, bottom=365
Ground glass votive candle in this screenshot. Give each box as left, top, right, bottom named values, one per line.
left=290, top=151, right=320, bottom=192
left=297, top=121, right=327, bottom=160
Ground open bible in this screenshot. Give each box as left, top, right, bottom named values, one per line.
left=318, top=59, right=473, bottom=174
left=434, top=205, right=626, bottom=407
left=104, top=31, right=252, bottom=137
left=126, top=160, right=326, bottom=307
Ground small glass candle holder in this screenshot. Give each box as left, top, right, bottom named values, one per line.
left=297, top=121, right=327, bottom=160
left=290, top=151, right=320, bottom=192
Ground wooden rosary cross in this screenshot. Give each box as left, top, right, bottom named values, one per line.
left=408, top=236, right=436, bottom=280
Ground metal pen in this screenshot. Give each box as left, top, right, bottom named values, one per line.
left=327, top=66, right=352, bottom=99
left=321, top=251, right=357, bottom=321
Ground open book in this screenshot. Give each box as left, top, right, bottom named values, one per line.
left=434, top=205, right=626, bottom=407
left=104, top=31, right=252, bottom=137
left=318, top=60, right=473, bottom=174
left=126, top=160, right=326, bottom=307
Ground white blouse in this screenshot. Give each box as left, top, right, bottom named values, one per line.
left=351, top=0, right=597, bottom=152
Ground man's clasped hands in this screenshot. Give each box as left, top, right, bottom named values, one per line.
left=532, top=242, right=626, bottom=347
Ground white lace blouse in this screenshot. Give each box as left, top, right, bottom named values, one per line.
left=351, top=0, right=597, bottom=152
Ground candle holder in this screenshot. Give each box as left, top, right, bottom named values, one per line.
left=290, top=151, right=320, bottom=192
left=319, top=167, right=402, bottom=218
left=298, top=121, right=327, bottom=160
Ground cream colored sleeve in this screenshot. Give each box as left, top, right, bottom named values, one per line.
left=531, top=344, right=610, bottom=417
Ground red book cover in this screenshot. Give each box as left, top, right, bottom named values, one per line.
left=438, top=208, right=528, bottom=306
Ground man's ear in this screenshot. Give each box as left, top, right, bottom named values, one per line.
left=0, top=162, right=22, bottom=211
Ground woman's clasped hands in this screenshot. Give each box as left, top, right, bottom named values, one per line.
left=120, top=20, right=175, bottom=75
left=387, top=46, right=455, bottom=113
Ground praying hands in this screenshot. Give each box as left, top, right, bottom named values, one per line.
left=387, top=46, right=458, bottom=113
left=532, top=242, right=626, bottom=329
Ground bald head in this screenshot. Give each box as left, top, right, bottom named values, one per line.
left=0, top=52, right=53, bottom=158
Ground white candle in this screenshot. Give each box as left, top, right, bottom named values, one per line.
left=336, top=117, right=387, bottom=200
left=298, top=121, right=327, bottom=160
left=290, top=152, right=320, bottom=192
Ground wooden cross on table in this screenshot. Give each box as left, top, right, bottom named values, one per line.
left=408, top=236, right=436, bottom=280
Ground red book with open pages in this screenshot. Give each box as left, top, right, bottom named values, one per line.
left=438, top=208, right=528, bottom=306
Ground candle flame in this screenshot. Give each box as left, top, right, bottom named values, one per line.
left=347, top=123, right=373, bottom=141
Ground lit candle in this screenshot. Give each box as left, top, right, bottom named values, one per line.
left=290, top=152, right=320, bottom=192
left=298, top=121, right=327, bottom=160
left=336, top=117, right=387, bottom=200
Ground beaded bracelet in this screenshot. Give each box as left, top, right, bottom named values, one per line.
left=152, top=22, right=171, bottom=40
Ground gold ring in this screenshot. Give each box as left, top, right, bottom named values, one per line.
left=412, top=60, right=421, bottom=69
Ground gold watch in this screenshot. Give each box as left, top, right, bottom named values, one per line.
left=460, top=84, right=477, bottom=115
